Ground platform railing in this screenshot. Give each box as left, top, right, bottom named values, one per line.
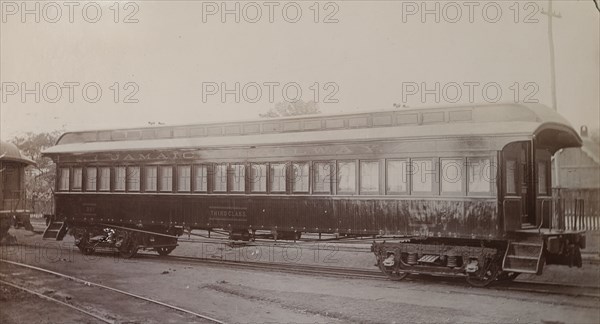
left=554, top=197, right=600, bottom=231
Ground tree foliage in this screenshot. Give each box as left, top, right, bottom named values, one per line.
left=259, top=100, right=321, bottom=118
left=10, top=131, right=61, bottom=215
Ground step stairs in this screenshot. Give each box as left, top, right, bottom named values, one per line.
left=502, top=239, right=544, bottom=274
left=42, top=220, right=68, bottom=241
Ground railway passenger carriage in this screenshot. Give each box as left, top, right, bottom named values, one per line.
left=1, top=141, right=35, bottom=244
left=42, top=103, right=586, bottom=286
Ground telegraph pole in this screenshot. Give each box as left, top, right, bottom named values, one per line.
left=541, top=0, right=561, bottom=111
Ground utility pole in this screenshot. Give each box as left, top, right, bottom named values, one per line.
left=541, top=0, right=562, bottom=111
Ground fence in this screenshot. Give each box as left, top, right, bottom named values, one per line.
left=553, top=188, right=600, bottom=231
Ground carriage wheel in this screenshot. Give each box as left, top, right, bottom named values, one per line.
left=379, top=262, right=409, bottom=281
left=118, top=236, right=138, bottom=259
left=75, top=230, right=94, bottom=255
left=154, top=246, right=175, bottom=256
left=466, top=260, right=499, bottom=287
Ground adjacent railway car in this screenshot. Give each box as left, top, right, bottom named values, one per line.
left=42, top=103, right=586, bottom=286
left=0, top=141, right=35, bottom=244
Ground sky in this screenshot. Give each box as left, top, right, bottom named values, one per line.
left=1, top=0, right=598, bottom=140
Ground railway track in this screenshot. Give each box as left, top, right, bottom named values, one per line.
left=0, top=258, right=224, bottom=324
left=4, top=240, right=600, bottom=299
left=134, top=253, right=600, bottom=299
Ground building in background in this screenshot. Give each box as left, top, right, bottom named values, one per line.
left=553, top=126, right=600, bottom=222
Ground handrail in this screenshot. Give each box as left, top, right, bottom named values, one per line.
left=538, top=198, right=549, bottom=232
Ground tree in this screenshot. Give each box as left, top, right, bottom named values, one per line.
left=11, top=131, right=62, bottom=215
left=259, top=100, right=321, bottom=118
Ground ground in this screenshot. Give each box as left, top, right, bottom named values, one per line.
left=0, top=225, right=598, bottom=323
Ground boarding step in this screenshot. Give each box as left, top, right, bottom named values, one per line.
left=502, top=240, right=544, bottom=274
left=42, top=220, right=67, bottom=241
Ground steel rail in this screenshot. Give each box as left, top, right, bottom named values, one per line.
left=0, top=259, right=225, bottom=324
left=0, top=279, right=114, bottom=324
left=136, top=253, right=600, bottom=299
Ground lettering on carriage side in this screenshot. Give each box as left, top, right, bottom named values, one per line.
left=182, top=152, right=196, bottom=159
left=208, top=206, right=248, bottom=222
left=88, top=151, right=202, bottom=162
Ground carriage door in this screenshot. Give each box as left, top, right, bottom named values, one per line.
left=502, top=141, right=535, bottom=231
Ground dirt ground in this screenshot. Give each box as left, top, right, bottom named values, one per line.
left=1, top=226, right=599, bottom=323
left=0, top=283, right=103, bottom=324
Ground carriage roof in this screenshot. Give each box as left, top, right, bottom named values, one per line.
left=0, top=141, right=35, bottom=165
left=43, top=103, right=581, bottom=156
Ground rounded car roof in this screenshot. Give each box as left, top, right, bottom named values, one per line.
left=0, top=141, right=36, bottom=165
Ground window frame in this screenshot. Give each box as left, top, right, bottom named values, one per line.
left=85, top=167, right=97, bottom=192
left=71, top=167, right=82, bottom=191
left=113, top=166, right=127, bottom=192
left=537, top=160, right=549, bottom=196
left=409, top=158, right=438, bottom=196
left=269, top=162, right=287, bottom=194
left=229, top=163, right=246, bottom=193
left=359, top=160, right=381, bottom=195
left=58, top=167, right=70, bottom=191
left=504, top=159, right=518, bottom=196
left=336, top=160, right=357, bottom=195
left=97, top=167, right=111, bottom=192
left=213, top=163, right=228, bottom=193
left=126, top=166, right=141, bottom=192
left=313, top=161, right=334, bottom=195
left=467, top=156, right=495, bottom=196
left=385, top=159, right=409, bottom=195
left=440, top=158, right=465, bottom=196
left=177, top=165, right=192, bottom=192
left=291, top=162, right=310, bottom=194
left=159, top=165, right=173, bottom=192
left=250, top=163, right=268, bottom=193
left=193, top=164, right=208, bottom=193
left=144, top=165, right=158, bottom=192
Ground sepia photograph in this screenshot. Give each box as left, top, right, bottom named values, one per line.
left=0, top=1, right=599, bottom=323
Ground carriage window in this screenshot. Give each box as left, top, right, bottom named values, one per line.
left=194, top=165, right=208, bottom=192
left=145, top=166, right=158, bottom=191
left=114, top=167, right=126, bottom=191
left=538, top=162, right=548, bottom=195
left=505, top=160, right=517, bottom=194
left=250, top=164, right=267, bottom=193
left=98, top=167, right=110, bottom=191
left=72, top=168, right=82, bottom=191
left=360, top=161, right=380, bottom=194
left=86, top=167, right=97, bottom=191
left=178, top=165, right=191, bottom=192
left=337, top=161, right=356, bottom=194
left=214, top=164, right=227, bottom=192
left=270, top=163, right=286, bottom=193
left=58, top=168, right=69, bottom=191
left=441, top=159, right=463, bottom=194
left=411, top=159, right=435, bottom=194
left=159, top=166, right=173, bottom=192
left=127, top=166, right=140, bottom=191
left=230, top=164, right=245, bottom=192
left=386, top=160, right=408, bottom=194
left=314, top=162, right=333, bottom=194
left=468, top=158, right=492, bottom=194
left=292, top=162, right=309, bottom=193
